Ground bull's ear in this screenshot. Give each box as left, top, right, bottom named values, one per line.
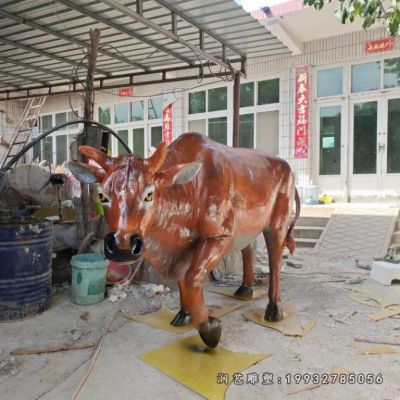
left=156, top=162, right=201, bottom=188
left=67, top=161, right=105, bottom=184
left=147, top=141, right=168, bottom=173
left=79, top=146, right=111, bottom=170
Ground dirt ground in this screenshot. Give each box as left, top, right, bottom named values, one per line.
left=1, top=248, right=399, bottom=400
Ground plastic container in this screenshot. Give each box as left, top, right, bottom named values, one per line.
left=303, top=184, right=319, bottom=205
left=70, top=253, right=109, bottom=305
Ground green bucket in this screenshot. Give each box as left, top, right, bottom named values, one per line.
left=70, top=253, right=109, bottom=305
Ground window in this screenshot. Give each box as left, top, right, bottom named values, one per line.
left=384, top=57, right=400, bottom=89
left=68, top=111, right=79, bottom=129
left=42, top=136, right=53, bottom=163
left=258, top=78, right=279, bottom=105
left=56, top=135, right=67, bottom=164
left=317, top=67, right=343, bottom=97
left=117, top=129, right=129, bottom=155
left=319, top=106, right=341, bottom=175
left=189, top=91, right=206, bottom=114
left=240, top=83, right=254, bottom=107
left=208, top=117, right=227, bottom=144
left=99, top=106, right=111, bottom=125
left=40, top=115, right=52, bottom=132
left=351, top=62, right=380, bottom=93
left=114, top=103, right=129, bottom=123
left=208, top=87, right=227, bottom=112
left=239, top=114, right=254, bottom=148
left=131, top=100, right=144, bottom=121
left=148, top=97, right=162, bottom=119
left=132, top=128, right=145, bottom=157
left=151, top=126, right=163, bottom=148
left=33, top=141, right=41, bottom=161
left=55, top=112, right=67, bottom=127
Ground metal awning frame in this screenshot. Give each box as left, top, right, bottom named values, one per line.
left=0, top=0, right=253, bottom=101
left=0, top=57, right=245, bottom=101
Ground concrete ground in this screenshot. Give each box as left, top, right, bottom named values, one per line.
left=1, top=248, right=400, bottom=400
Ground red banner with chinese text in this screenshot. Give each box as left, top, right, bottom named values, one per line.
left=365, top=37, right=395, bottom=54
left=294, top=65, right=310, bottom=159
left=118, top=87, right=133, bottom=97
left=162, top=103, right=173, bottom=144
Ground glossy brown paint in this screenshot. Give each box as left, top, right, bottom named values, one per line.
left=70, top=133, right=300, bottom=347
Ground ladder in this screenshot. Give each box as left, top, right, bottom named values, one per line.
left=0, top=88, right=47, bottom=169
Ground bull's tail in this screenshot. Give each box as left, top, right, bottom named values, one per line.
left=286, top=187, right=301, bottom=255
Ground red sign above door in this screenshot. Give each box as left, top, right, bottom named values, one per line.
left=365, top=37, right=395, bottom=54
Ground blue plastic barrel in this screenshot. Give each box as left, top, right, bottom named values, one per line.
left=0, top=219, right=53, bottom=321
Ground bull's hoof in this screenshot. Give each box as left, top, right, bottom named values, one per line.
left=170, top=309, right=191, bottom=327
left=198, top=316, right=222, bottom=348
left=233, top=285, right=253, bottom=300
left=264, top=302, right=283, bottom=322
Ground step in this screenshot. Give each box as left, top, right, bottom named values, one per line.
left=294, top=237, right=318, bottom=248
left=293, top=226, right=324, bottom=240
left=297, top=216, right=330, bottom=227
left=391, top=231, right=400, bottom=245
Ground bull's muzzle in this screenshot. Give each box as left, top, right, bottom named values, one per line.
left=104, top=232, right=143, bottom=262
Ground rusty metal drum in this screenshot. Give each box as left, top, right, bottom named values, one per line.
left=0, top=216, right=52, bottom=321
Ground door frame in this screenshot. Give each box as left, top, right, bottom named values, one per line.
left=314, top=101, right=348, bottom=199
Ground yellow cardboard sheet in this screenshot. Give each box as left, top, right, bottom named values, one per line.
left=139, top=335, right=270, bottom=400
left=355, top=347, right=398, bottom=355
left=122, top=303, right=244, bottom=334
left=368, top=305, right=400, bottom=321
left=207, top=286, right=267, bottom=301
left=345, top=287, right=399, bottom=309
left=244, top=303, right=315, bottom=337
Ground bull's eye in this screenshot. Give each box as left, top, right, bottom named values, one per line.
left=144, top=192, right=153, bottom=202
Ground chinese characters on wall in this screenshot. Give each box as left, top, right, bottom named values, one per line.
left=294, top=65, right=310, bottom=159
left=162, top=103, right=173, bottom=144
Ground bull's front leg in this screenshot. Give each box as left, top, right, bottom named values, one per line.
left=185, top=236, right=230, bottom=348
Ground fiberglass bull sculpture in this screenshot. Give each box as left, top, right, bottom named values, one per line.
left=69, top=132, right=300, bottom=348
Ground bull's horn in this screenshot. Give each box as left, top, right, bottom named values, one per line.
left=79, top=146, right=111, bottom=170
left=147, top=141, right=168, bottom=173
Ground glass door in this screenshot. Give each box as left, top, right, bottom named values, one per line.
left=316, top=103, right=346, bottom=197
left=380, top=96, right=400, bottom=195
left=349, top=99, right=383, bottom=197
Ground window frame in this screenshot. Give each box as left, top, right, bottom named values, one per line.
left=186, top=76, right=281, bottom=148
left=36, top=109, right=82, bottom=164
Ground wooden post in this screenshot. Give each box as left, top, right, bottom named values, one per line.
left=232, top=71, right=240, bottom=148
left=77, top=28, right=101, bottom=241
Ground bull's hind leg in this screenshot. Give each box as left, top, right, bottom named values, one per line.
left=263, top=228, right=286, bottom=321
left=233, top=245, right=254, bottom=300
left=170, top=279, right=191, bottom=327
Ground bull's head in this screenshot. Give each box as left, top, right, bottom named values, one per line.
left=68, top=142, right=201, bottom=262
